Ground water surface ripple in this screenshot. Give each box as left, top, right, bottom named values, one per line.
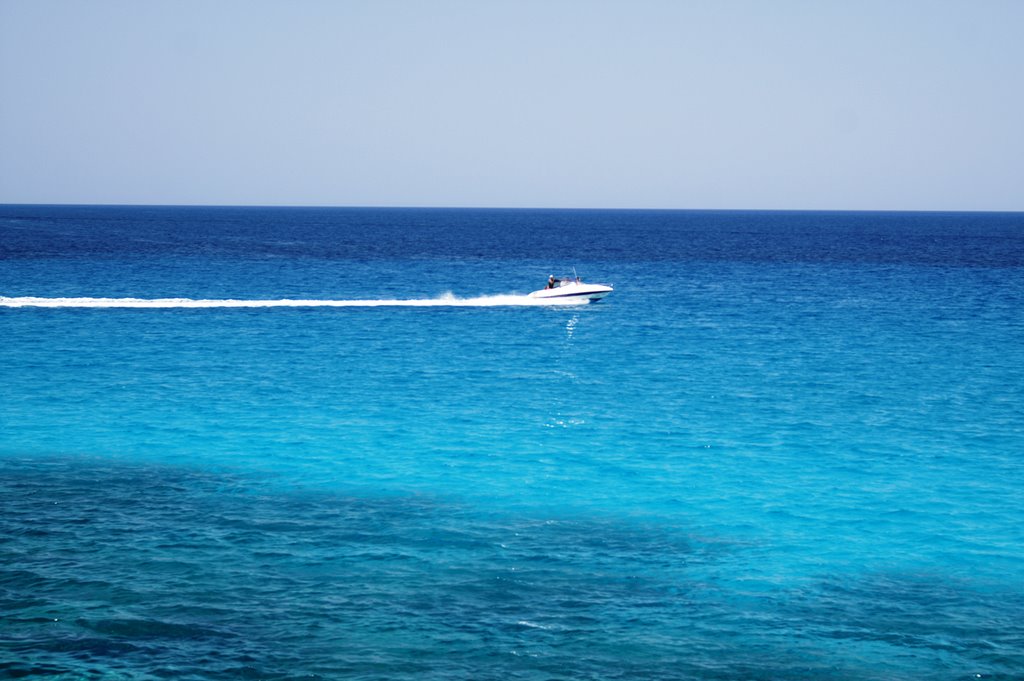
left=2, top=206, right=1023, bottom=679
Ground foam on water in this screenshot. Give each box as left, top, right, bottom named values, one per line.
left=0, top=293, right=588, bottom=308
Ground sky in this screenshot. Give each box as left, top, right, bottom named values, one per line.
left=1, top=0, right=1022, bottom=211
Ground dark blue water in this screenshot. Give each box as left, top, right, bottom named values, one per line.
left=2, top=206, right=1023, bottom=679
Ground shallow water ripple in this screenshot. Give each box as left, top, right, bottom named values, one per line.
left=2, top=458, right=1022, bottom=680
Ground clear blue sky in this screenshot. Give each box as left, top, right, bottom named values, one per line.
left=1, top=0, right=1022, bottom=210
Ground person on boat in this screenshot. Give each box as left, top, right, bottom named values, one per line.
left=547, top=275, right=559, bottom=289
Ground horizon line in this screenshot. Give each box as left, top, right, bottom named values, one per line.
left=2, top=202, right=1022, bottom=215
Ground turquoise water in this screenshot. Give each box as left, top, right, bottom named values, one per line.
left=2, top=206, right=1023, bottom=679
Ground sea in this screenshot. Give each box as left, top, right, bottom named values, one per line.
left=2, top=205, right=1023, bottom=680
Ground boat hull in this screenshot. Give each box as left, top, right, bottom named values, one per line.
left=528, top=283, right=613, bottom=302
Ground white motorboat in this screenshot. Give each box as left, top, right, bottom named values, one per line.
left=529, top=275, right=613, bottom=302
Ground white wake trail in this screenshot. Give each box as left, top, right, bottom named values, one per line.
left=0, top=294, right=588, bottom=308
